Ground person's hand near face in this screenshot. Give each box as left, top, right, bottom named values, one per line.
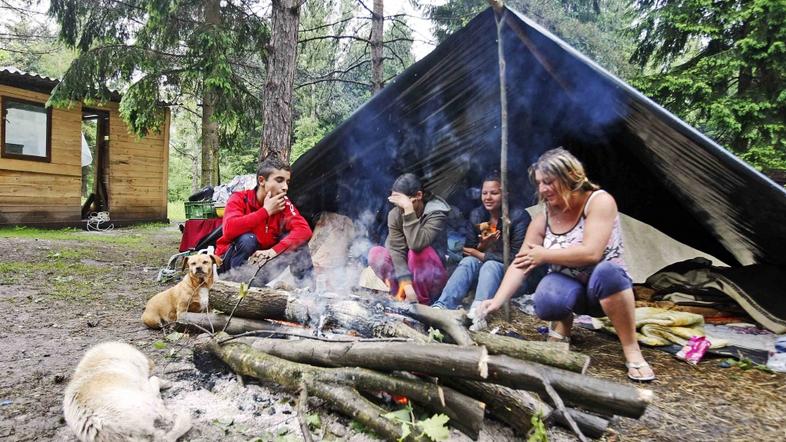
left=388, top=191, right=415, bottom=215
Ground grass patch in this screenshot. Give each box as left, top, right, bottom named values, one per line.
left=0, top=260, right=111, bottom=301
left=0, top=226, right=82, bottom=241
left=46, top=248, right=98, bottom=261
left=0, top=225, right=167, bottom=246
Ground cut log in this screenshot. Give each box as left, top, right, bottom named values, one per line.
left=444, top=379, right=608, bottom=438
left=386, top=303, right=473, bottom=346
left=177, top=312, right=286, bottom=335
left=203, top=334, right=484, bottom=439
left=237, top=337, right=490, bottom=380
left=236, top=336, right=651, bottom=418
left=485, top=354, right=652, bottom=418
left=470, top=331, right=590, bottom=374
left=209, top=282, right=290, bottom=318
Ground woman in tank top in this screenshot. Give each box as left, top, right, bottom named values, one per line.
left=477, top=147, right=655, bottom=382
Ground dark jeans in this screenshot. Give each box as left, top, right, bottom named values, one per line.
left=219, top=233, right=314, bottom=289
left=533, top=261, right=632, bottom=320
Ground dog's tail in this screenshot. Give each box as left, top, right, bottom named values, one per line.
left=164, top=410, right=192, bottom=442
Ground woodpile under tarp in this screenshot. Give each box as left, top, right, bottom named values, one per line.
left=179, top=280, right=653, bottom=441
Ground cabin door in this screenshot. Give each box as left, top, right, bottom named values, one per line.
left=80, top=109, right=110, bottom=219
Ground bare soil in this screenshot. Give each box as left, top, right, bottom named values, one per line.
left=0, top=224, right=783, bottom=441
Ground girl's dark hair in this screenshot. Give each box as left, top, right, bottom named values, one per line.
left=391, top=173, right=422, bottom=197
left=482, top=171, right=501, bottom=184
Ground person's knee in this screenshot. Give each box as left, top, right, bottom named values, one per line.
left=458, top=256, right=481, bottom=269
left=533, top=275, right=581, bottom=321
left=589, top=261, right=631, bottom=301
left=367, top=246, right=387, bottom=261
left=235, top=233, right=258, bottom=253
left=478, top=260, right=503, bottom=278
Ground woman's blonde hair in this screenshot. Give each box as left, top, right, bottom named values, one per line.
left=528, top=147, right=599, bottom=209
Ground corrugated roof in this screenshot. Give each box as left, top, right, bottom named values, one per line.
left=0, top=66, right=123, bottom=102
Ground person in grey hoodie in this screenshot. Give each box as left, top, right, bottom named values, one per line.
left=368, top=173, right=451, bottom=304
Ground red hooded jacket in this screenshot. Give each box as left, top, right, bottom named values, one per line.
left=215, top=189, right=312, bottom=257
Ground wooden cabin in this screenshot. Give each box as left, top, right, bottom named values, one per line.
left=0, top=67, right=170, bottom=227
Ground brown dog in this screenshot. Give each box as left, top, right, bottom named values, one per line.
left=142, top=253, right=222, bottom=329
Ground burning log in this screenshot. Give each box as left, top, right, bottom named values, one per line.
left=203, top=333, right=485, bottom=439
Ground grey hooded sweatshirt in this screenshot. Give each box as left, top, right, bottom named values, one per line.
left=384, top=196, right=451, bottom=282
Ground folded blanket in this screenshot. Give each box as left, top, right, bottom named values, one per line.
left=592, top=307, right=727, bottom=348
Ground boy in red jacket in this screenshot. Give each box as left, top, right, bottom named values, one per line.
left=216, top=157, right=314, bottom=288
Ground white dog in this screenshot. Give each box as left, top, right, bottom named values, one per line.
left=63, top=342, right=191, bottom=442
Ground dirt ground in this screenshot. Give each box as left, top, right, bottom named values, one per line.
left=0, top=224, right=784, bottom=441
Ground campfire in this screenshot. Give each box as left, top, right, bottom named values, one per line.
left=174, top=280, right=654, bottom=441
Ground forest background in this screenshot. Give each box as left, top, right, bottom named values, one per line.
left=1, top=0, right=784, bottom=213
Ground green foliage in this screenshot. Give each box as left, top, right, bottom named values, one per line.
left=724, top=357, right=774, bottom=373
left=427, top=327, right=445, bottom=342
left=426, top=0, right=637, bottom=78
left=630, top=0, right=786, bottom=171
left=0, top=14, right=77, bottom=78
left=48, top=0, right=268, bottom=142
left=291, top=1, right=415, bottom=162
left=305, top=413, right=321, bottom=430
left=383, top=403, right=451, bottom=441
left=527, top=412, right=548, bottom=442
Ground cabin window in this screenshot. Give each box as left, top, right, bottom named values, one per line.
left=1, top=96, right=52, bottom=162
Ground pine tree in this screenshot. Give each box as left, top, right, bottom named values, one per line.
left=48, top=0, right=269, bottom=186
left=631, top=0, right=786, bottom=172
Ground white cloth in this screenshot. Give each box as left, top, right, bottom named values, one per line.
left=80, top=132, right=93, bottom=167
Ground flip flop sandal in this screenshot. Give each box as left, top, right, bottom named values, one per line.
left=626, top=361, right=656, bottom=382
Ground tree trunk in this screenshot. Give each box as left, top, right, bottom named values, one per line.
left=370, top=0, right=384, bottom=93
left=200, top=0, right=221, bottom=187
left=260, top=0, right=301, bottom=163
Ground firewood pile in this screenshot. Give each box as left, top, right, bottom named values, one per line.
left=177, top=280, right=653, bottom=441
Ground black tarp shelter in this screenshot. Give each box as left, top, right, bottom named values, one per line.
left=290, top=6, right=786, bottom=328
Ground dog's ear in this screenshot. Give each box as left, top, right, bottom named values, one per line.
left=181, top=256, right=190, bottom=272
left=210, top=253, right=223, bottom=267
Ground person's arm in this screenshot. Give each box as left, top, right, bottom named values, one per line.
left=520, top=193, right=616, bottom=269
left=478, top=213, right=546, bottom=317
left=401, top=210, right=447, bottom=252
left=221, top=193, right=269, bottom=244
left=483, top=209, right=531, bottom=263
left=271, top=199, right=313, bottom=254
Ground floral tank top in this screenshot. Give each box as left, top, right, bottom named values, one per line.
left=542, top=190, right=628, bottom=284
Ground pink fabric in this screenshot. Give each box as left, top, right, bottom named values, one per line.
left=368, top=246, right=447, bottom=305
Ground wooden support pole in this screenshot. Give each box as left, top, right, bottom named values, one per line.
left=492, top=6, right=512, bottom=321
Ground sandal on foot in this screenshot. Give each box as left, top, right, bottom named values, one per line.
left=625, top=361, right=656, bottom=382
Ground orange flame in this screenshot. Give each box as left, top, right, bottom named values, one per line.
left=392, top=395, right=409, bottom=405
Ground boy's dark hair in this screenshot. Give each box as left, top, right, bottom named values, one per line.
left=257, top=157, right=291, bottom=181
left=482, top=171, right=501, bottom=184
left=391, top=173, right=423, bottom=197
